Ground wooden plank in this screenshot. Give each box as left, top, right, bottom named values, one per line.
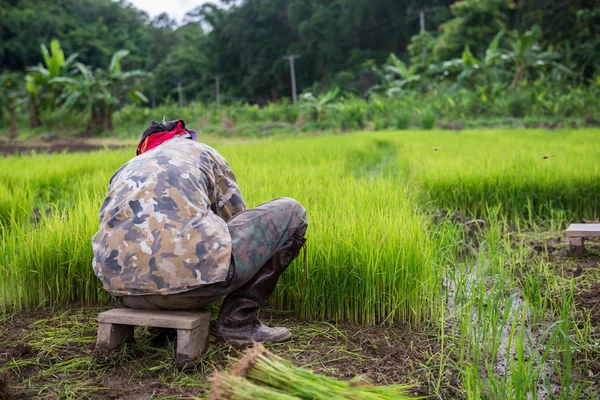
left=566, top=224, right=600, bottom=237
left=98, top=308, right=211, bottom=330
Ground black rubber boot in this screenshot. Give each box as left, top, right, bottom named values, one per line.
left=216, top=234, right=306, bottom=345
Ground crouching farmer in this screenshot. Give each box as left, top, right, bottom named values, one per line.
left=92, top=120, right=307, bottom=344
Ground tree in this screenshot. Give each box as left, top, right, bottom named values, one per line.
left=100, top=50, right=149, bottom=130
left=0, top=72, right=25, bottom=138
left=152, top=23, right=211, bottom=103
left=25, top=39, right=78, bottom=127
left=1, top=0, right=152, bottom=72
left=370, top=53, right=421, bottom=97
left=433, top=0, right=514, bottom=62
left=502, top=26, right=567, bottom=90
left=299, top=87, right=340, bottom=121
left=408, top=32, right=437, bottom=76
left=428, top=31, right=506, bottom=89
left=53, top=50, right=147, bottom=133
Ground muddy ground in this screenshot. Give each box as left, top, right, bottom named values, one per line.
left=0, top=306, right=457, bottom=400
left=528, top=234, right=600, bottom=325
left=0, top=137, right=133, bottom=156
left=522, top=232, right=600, bottom=388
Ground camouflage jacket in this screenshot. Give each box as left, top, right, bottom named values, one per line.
left=92, top=138, right=247, bottom=296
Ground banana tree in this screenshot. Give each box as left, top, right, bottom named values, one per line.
left=101, top=50, right=148, bottom=130
left=52, top=50, right=147, bottom=134
left=503, top=26, right=569, bottom=90
left=25, top=39, right=78, bottom=127
left=370, top=53, right=421, bottom=97
left=25, top=74, right=42, bottom=127
left=428, top=31, right=506, bottom=89
left=0, top=72, right=26, bottom=137
left=299, top=87, right=340, bottom=121
left=51, top=63, right=100, bottom=133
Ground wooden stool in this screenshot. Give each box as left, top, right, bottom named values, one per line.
left=96, top=308, right=211, bottom=366
left=566, top=224, right=600, bottom=256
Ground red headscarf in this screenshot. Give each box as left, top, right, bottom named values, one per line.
left=136, top=121, right=188, bottom=156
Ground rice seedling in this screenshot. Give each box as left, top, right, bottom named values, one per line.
left=0, top=135, right=449, bottom=326
left=1, top=128, right=598, bottom=398
left=209, top=344, right=416, bottom=400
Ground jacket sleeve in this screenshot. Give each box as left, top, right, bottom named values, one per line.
left=210, top=153, right=247, bottom=222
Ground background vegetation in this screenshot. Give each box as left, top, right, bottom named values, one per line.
left=1, top=0, right=599, bottom=137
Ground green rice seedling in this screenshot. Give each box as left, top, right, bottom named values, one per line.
left=0, top=135, right=449, bottom=326
left=0, top=193, right=111, bottom=309
left=447, top=218, right=598, bottom=399
left=1, top=128, right=599, bottom=396
left=210, top=374, right=302, bottom=400
left=210, top=344, right=416, bottom=400
left=386, top=129, right=600, bottom=222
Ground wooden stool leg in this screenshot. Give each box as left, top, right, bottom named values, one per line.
left=176, top=324, right=209, bottom=366
left=96, top=322, right=134, bottom=351
left=569, top=237, right=586, bottom=256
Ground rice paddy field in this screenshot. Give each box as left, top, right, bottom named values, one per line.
left=1, top=128, right=599, bottom=399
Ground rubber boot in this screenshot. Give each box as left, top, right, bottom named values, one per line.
left=216, top=234, right=306, bottom=345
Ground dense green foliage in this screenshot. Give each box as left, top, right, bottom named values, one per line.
left=1, top=0, right=598, bottom=111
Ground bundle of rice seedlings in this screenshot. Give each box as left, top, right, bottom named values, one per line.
left=209, top=344, right=417, bottom=400
left=210, top=373, right=301, bottom=400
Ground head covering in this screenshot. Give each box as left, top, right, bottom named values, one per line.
left=137, top=120, right=198, bottom=155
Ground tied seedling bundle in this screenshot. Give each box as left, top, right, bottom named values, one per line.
left=209, top=344, right=417, bottom=400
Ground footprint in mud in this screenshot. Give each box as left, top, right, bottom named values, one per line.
left=9, top=342, right=33, bottom=358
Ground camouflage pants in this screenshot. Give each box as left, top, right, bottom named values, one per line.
left=120, top=197, right=308, bottom=310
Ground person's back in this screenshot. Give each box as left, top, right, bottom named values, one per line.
left=92, top=120, right=308, bottom=344
left=93, top=139, right=245, bottom=296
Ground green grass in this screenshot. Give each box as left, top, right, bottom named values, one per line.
left=1, top=128, right=599, bottom=398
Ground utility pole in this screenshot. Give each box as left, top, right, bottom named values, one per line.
left=408, top=7, right=435, bottom=33
left=215, top=76, right=221, bottom=109
left=177, top=82, right=183, bottom=108
left=282, top=55, right=301, bottom=104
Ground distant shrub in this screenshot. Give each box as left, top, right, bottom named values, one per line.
left=395, top=110, right=412, bottom=129
left=507, top=92, right=530, bottom=118
left=419, top=109, right=437, bottom=130
left=374, top=117, right=393, bottom=131
left=337, top=102, right=366, bottom=131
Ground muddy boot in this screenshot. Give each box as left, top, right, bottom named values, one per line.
left=217, top=234, right=306, bottom=345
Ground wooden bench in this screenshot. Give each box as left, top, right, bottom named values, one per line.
left=96, top=308, right=211, bottom=366
left=566, top=224, right=600, bottom=256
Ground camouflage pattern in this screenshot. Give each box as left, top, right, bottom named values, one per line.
left=119, top=198, right=308, bottom=310
left=227, top=198, right=308, bottom=289
left=92, top=138, right=247, bottom=296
